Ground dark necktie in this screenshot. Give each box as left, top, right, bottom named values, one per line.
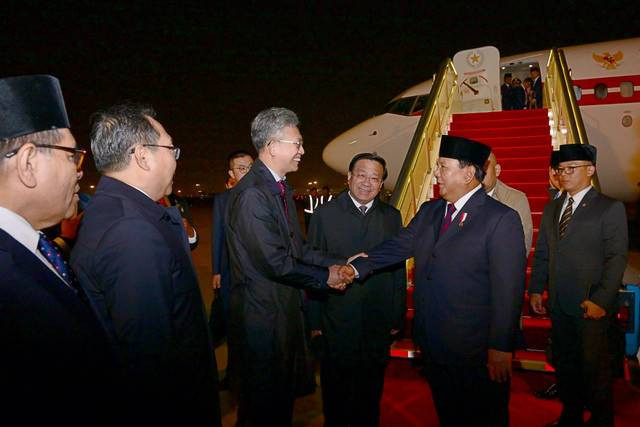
left=37, top=232, right=79, bottom=291
left=558, top=197, right=574, bottom=239
left=277, top=180, right=289, bottom=221
left=440, top=203, right=457, bottom=236
left=359, top=205, right=368, bottom=215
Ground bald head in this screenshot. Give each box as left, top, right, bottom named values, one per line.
left=482, top=152, right=501, bottom=192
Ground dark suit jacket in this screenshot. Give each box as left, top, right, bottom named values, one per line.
left=529, top=188, right=628, bottom=317
left=501, top=83, right=512, bottom=110
left=225, top=159, right=343, bottom=397
left=211, top=190, right=231, bottom=310
left=351, top=189, right=526, bottom=366
left=0, top=229, right=116, bottom=425
left=71, top=176, right=220, bottom=425
left=307, top=192, right=406, bottom=364
left=511, top=86, right=526, bottom=110
left=533, top=76, right=543, bottom=108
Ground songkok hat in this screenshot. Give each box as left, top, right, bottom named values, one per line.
left=0, top=75, right=70, bottom=140
left=550, top=150, right=560, bottom=168
left=439, top=135, right=491, bottom=168
left=504, top=73, right=512, bottom=78
left=558, top=144, right=597, bottom=165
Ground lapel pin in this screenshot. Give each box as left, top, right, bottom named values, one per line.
left=458, top=212, right=468, bottom=227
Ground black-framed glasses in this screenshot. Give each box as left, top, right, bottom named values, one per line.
left=555, top=164, right=590, bottom=175
left=3, top=144, right=86, bottom=171
left=232, top=164, right=252, bottom=173
left=130, top=144, right=181, bottom=160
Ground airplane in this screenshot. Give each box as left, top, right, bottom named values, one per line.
left=322, top=37, right=640, bottom=363
left=323, top=37, right=640, bottom=204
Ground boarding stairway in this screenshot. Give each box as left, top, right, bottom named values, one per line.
left=449, top=108, right=554, bottom=369
left=388, top=48, right=588, bottom=369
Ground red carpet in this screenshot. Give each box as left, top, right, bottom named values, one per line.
left=450, top=109, right=553, bottom=353
left=380, top=359, right=640, bottom=426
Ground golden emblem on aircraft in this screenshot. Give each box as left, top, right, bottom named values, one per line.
left=592, top=51, right=623, bottom=69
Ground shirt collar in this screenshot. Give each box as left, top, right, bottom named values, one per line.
left=0, top=206, right=40, bottom=254
left=563, top=185, right=592, bottom=209
left=447, top=184, right=483, bottom=220
left=347, top=192, right=374, bottom=211
left=263, top=163, right=284, bottom=182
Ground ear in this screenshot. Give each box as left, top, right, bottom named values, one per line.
left=495, top=163, right=501, bottom=177
left=586, top=165, right=596, bottom=177
left=228, top=169, right=234, bottom=180
left=132, top=145, right=151, bottom=171
left=347, top=171, right=352, bottom=181
left=15, top=144, right=39, bottom=189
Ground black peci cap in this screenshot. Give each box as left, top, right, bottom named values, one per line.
left=439, top=135, right=491, bottom=168
left=0, top=75, right=70, bottom=140
left=550, top=150, right=560, bottom=168
left=558, top=144, right=597, bottom=165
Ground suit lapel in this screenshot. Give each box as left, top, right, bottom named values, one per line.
left=563, top=187, right=597, bottom=238
left=436, top=189, right=486, bottom=247
left=551, top=192, right=566, bottom=241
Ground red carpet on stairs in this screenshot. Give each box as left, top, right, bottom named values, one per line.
left=449, top=108, right=553, bottom=353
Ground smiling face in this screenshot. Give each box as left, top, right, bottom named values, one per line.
left=348, top=159, right=384, bottom=205
left=270, top=125, right=304, bottom=176
left=434, top=157, right=474, bottom=203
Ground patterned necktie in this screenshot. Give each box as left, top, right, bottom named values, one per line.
left=558, top=197, right=574, bottom=239
left=37, top=232, right=79, bottom=291
left=277, top=180, right=289, bottom=221
left=440, top=203, right=457, bottom=236
left=359, top=205, right=368, bottom=215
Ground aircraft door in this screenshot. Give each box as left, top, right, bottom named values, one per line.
left=453, top=46, right=501, bottom=113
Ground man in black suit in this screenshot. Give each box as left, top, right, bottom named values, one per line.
left=348, top=135, right=526, bottom=426
left=501, top=72, right=513, bottom=110
left=529, top=144, right=627, bottom=427
left=531, top=66, right=543, bottom=108
left=307, top=152, right=406, bottom=426
left=212, top=150, right=253, bottom=319
left=71, top=104, right=221, bottom=425
left=225, top=107, right=353, bottom=426
left=0, top=75, right=115, bottom=425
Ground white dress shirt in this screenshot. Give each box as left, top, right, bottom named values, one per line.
left=0, top=206, right=67, bottom=283
left=445, top=184, right=483, bottom=220
left=558, top=185, right=591, bottom=223
left=348, top=192, right=374, bottom=213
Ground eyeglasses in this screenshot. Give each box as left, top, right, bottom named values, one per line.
left=3, top=144, right=86, bottom=171
left=232, top=165, right=252, bottom=173
left=352, top=173, right=382, bottom=185
left=130, top=144, right=181, bottom=160
left=274, top=139, right=304, bottom=150
left=555, top=164, right=591, bottom=175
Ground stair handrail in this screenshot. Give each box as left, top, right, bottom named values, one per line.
left=390, top=59, right=459, bottom=224
left=545, top=48, right=601, bottom=190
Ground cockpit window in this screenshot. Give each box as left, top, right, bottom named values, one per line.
left=384, top=96, right=417, bottom=115
left=411, top=95, right=428, bottom=115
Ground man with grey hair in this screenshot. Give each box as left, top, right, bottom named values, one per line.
left=0, top=74, right=116, bottom=425
left=225, top=107, right=353, bottom=426
left=71, top=104, right=221, bottom=426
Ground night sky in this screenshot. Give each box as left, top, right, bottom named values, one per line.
left=2, top=1, right=638, bottom=195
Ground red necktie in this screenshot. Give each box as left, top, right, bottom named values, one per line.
left=277, top=180, right=289, bottom=220
left=440, top=203, right=457, bottom=236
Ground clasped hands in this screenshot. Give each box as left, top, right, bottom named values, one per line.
left=327, top=265, right=355, bottom=291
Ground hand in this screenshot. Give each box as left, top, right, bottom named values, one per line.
left=182, top=218, right=196, bottom=238
left=347, top=252, right=368, bottom=264
left=338, top=265, right=355, bottom=283
left=487, top=349, right=512, bottom=383
left=529, top=293, right=546, bottom=315
left=311, top=330, right=322, bottom=339
left=390, top=329, right=400, bottom=336
left=581, top=300, right=606, bottom=319
left=327, top=265, right=347, bottom=291
left=212, top=274, right=221, bottom=289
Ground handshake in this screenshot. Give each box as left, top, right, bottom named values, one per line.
left=326, top=252, right=367, bottom=291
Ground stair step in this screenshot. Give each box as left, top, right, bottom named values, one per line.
left=513, top=350, right=554, bottom=372
left=467, top=134, right=552, bottom=148
left=449, top=125, right=550, bottom=139
left=492, top=145, right=551, bottom=158
left=451, top=116, right=549, bottom=130
left=501, top=181, right=550, bottom=197
left=498, top=156, right=550, bottom=169
left=500, top=168, right=549, bottom=182
left=452, top=109, right=549, bottom=121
